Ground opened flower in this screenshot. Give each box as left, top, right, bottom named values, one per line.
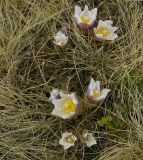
left=54, top=30, right=68, bottom=48
left=94, top=20, right=118, bottom=41
left=49, top=89, right=61, bottom=100
left=74, top=5, right=97, bottom=29
left=59, top=132, right=77, bottom=150
left=82, top=131, right=97, bottom=147
left=87, top=77, right=111, bottom=104
left=51, top=92, right=79, bottom=119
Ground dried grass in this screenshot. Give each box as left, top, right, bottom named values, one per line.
left=0, top=0, right=143, bottom=159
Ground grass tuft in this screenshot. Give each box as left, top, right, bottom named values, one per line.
left=0, top=0, right=143, bottom=159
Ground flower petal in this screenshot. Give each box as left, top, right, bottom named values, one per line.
left=59, top=92, right=79, bottom=105
left=76, top=22, right=91, bottom=29
left=96, top=34, right=106, bottom=42
left=88, top=78, right=100, bottom=96
left=80, top=5, right=89, bottom=18
left=54, top=30, right=68, bottom=47
left=49, top=89, right=61, bottom=100
left=72, top=93, right=79, bottom=105
left=95, top=20, right=118, bottom=41
left=91, top=8, right=98, bottom=14
left=59, top=132, right=77, bottom=150
left=52, top=98, right=77, bottom=119
left=97, top=20, right=106, bottom=28
left=94, top=88, right=111, bottom=102
left=62, top=112, right=75, bottom=119
left=54, top=31, right=64, bottom=40
left=75, top=6, right=97, bottom=28
left=59, top=139, right=72, bottom=150
left=107, top=33, right=118, bottom=40
left=51, top=92, right=79, bottom=119
left=87, top=94, right=97, bottom=104
left=52, top=98, right=65, bottom=109
left=87, top=78, right=101, bottom=104
left=101, top=88, right=111, bottom=96
left=93, top=80, right=100, bottom=92
left=75, top=5, right=82, bottom=17
left=51, top=108, right=63, bottom=117
left=88, top=8, right=97, bottom=25
left=82, top=132, right=97, bottom=147
left=104, top=20, right=113, bottom=25
left=60, top=92, right=74, bottom=100
left=88, top=77, right=96, bottom=90
left=86, top=136, right=97, bottom=147
left=107, top=26, right=118, bottom=33
left=74, top=16, right=80, bottom=25
left=51, top=107, right=75, bottom=119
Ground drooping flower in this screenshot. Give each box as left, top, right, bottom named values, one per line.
left=82, top=131, right=97, bottom=147
left=59, top=132, right=77, bottom=150
left=49, top=89, right=62, bottom=100
left=74, top=5, right=97, bottom=29
left=87, top=77, right=111, bottom=104
left=94, top=20, right=118, bottom=41
left=54, top=30, right=68, bottom=48
left=51, top=92, right=79, bottom=119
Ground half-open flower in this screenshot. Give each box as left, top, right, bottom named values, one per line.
left=54, top=30, right=68, bottom=48
left=51, top=92, right=79, bottom=119
left=49, top=89, right=62, bottom=100
left=87, top=77, right=111, bottom=104
left=94, top=20, right=118, bottom=41
left=74, top=5, right=97, bottom=29
left=82, top=131, right=97, bottom=147
left=59, top=132, right=77, bottom=150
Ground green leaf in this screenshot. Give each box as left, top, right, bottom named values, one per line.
left=98, top=116, right=114, bottom=129
left=107, top=116, right=113, bottom=122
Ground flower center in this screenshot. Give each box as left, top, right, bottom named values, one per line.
left=84, top=135, right=91, bottom=141
left=63, top=100, right=76, bottom=113
left=80, top=17, right=90, bottom=24
left=65, top=136, right=74, bottom=143
left=96, top=27, right=109, bottom=37
left=58, top=39, right=65, bottom=45
left=91, top=91, right=100, bottom=99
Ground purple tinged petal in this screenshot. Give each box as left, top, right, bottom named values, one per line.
left=87, top=87, right=111, bottom=104
left=74, top=17, right=93, bottom=30
left=87, top=95, right=97, bottom=104
left=96, top=35, right=106, bottom=42
left=87, top=88, right=97, bottom=104
left=78, top=23, right=91, bottom=29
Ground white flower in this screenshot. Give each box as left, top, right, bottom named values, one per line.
left=51, top=92, right=79, bottom=119
left=74, top=5, right=97, bottom=29
left=59, top=132, right=77, bottom=150
left=87, top=77, right=111, bottom=103
left=82, top=131, right=97, bottom=147
left=49, top=89, right=61, bottom=100
left=54, top=30, right=68, bottom=48
left=94, top=20, right=118, bottom=41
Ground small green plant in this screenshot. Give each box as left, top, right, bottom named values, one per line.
left=98, top=116, right=114, bottom=129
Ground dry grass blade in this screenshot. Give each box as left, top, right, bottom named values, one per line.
left=0, top=0, right=143, bottom=159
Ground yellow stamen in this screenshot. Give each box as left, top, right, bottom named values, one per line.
left=96, top=27, right=109, bottom=37
left=58, top=39, right=65, bottom=45
left=65, top=136, right=74, bottom=143
left=91, top=91, right=100, bottom=99
left=64, top=100, right=76, bottom=113
left=80, top=17, right=90, bottom=24
left=84, top=135, right=91, bottom=141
